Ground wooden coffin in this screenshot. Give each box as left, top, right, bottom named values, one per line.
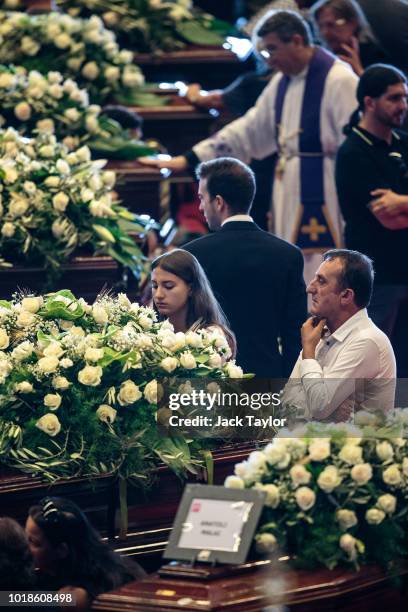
left=131, top=94, right=220, bottom=155
left=133, top=47, right=250, bottom=91
left=107, top=161, right=171, bottom=222
left=0, top=256, right=136, bottom=303
left=92, top=560, right=408, bottom=611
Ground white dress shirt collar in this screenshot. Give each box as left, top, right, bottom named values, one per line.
left=330, top=309, right=369, bottom=343
left=221, top=214, right=253, bottom=226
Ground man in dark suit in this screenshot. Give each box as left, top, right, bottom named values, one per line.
left=183, top=158, right=307, bottom=377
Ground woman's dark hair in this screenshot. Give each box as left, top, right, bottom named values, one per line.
left=0, top=517, right=35, bottom=589
left=29, top=497, right=144, bottom=598
left=346, top=63, right=407, bottom=129
left=151, top=249, right=236, bottom=355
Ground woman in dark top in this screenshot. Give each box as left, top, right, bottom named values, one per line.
left=26, top=497, right=145, bottom=611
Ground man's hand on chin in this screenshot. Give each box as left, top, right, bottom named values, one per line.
left=301, top=317, right=327, bottom=359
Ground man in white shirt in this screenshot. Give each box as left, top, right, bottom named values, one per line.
left=283, top=249, right=396, bottom=420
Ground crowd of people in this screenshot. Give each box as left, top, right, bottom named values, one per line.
left=141, top=1, right=408, bottom=380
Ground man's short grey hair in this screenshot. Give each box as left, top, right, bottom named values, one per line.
left=256, top=9, right=312, bottom=46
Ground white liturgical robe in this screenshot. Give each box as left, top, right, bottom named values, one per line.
left=193, top=53, right=358, bottom=282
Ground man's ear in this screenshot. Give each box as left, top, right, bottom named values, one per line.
left=214, top=194, right=225, bottom=211
left=364, top=95, right=375, bottom=113
left=291, top=33, right=304, bottom=48
left=340, top=287, right=355, bottom=305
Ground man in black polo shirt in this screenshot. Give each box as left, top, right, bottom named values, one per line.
left=336, top=64, right=408, bottom=375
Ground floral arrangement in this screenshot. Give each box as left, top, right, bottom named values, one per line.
left=0, top=127, right=150, bottom=284
left=0, top=11, right=145, bottom=103
left=225, top=420, right=408, bottom=569
left=0, top=66, right=158, bottom=158
left=57, top=0, right=234, bottom=53
left=0, top=289, right=240, bottom=482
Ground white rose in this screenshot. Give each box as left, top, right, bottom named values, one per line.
left=92, top=304, right=108, bottom=325
left=1, top=222, right=15, bottom=238
left=0, top=72, right=15, bottom=88
left=119, top=50, right=133, bottom=63
left=16, top=310, right=36, bottom=328
left=339, top=443, right=363, bottom=465
left=102, top=170, right=116, bottom=188
left=180, top=352, right=196, bottom=369
left=377, top=493, right=397, bottom=515
left=9, top=197, right=29, bottom=218
left=15, top=381, right=33, bottom=394
left=84, top=347, right=104, bottom=362
left=73, top=145, right=89, bottom=162
left=256, top=483, right=280, bottom=508
left=402, top=457, right=408, bottom=477
left=23, top=181, right=37, bottom=195
left=48, top=82, right=63, bottom=98
left=290, top=464, right=311, bottom=487
left=44, top=393, right=62, bottom=411
left=39, top=145, right=55, bottom=157
left=21, top=296, right=42, bottom=313
left=85, top=115, right=99, bottom=133
left=160, top=357, right=178, bottom=373
left=82, top=62, right=99, bottom=80
left=44, top=176, right=60, bottom=188
left=96, top=404, right=117, bottom=424
left=52, top=376, right=70, bottom=391
left=185, top=331, right=202, bottom=348
left=339, top=534, right=357, bottom=560
left=14, top=102, right=32, bottom=121
left=52, top=192, right=69, bottom=212
left=376, top=441, right=394, bottom=462
left=382, top=464, right=402, bottom=486
left=208, top=353, right=222, bottom=368
left=105, top=66, right=120, bottom=82
left=122, top=66, right=144, bottom=88
left=144, top=379, right=162, bottom=404
left=12, top=341, right=34, bottom=362
left=224, top=475, right=245, bottom=489
left=225, top=362, right=243, bottom=378
left=118, top=380, right=142, bottom=405
left=37, top=355, right=59, bottom=374
left=255, top=533, right=278, bottom=554
left=365, top=508, right=386, bottom=525
left=36, top=413, right=61, bottom=437
left=78, top=365, right=102, bottom=386
left=317, top=465, right=342, bottom=493
left=43, top=342, right=64, bottom=358
left=135, top=333, right=153, bottom=350
left=248, top=451, right=267, bottom=470
left=350, top=462, right=372, bottom=485
left=64, top=107, right=81, bottom=123
left=56, top=159, right=70, bottom=175
left=0, top=328, right=9, bottom=349
left=67, top=57, right=83, bottom=72
left=55, top=33, right=72, bottom=49
left=336, top=509, right=358, bottom=530
left=308, top=439, right=331, bottom=461
left=36, top=118, right=55, bottom=134
left=295, top=486, right=316, bottom=511
left=102, top=11, right=119, bottom=26
left=60, top=358, right=73, bottom=368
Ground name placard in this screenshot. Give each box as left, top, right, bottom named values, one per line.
left=164, top=484, right=265, bottom=565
